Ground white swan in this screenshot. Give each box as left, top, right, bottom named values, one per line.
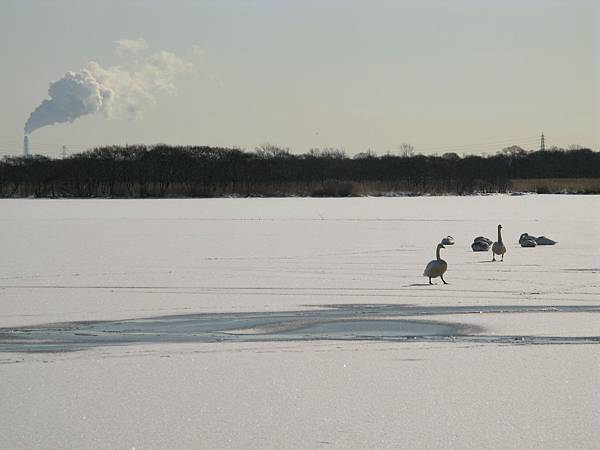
left=471, top=236, right=491, bottom=251
left=520, top=233, right=557, bottom=246
left=492, top=224, right=506, bottom=261
left=471, top=240, right=490, bottom=251
left=519, top=233, right=537, bottom=247
left=519, top=233, right=534, bottom=244
left=521, top=238, right=537, bottom=247
left=423, top=243, right=448, bottom=285
left=535, top=236, right=557, bottom=245
left=441, top=236, right=455, bottom=245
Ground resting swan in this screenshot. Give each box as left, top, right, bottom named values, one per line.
left=471, top=236, right=492, bottom=251
left=423, top=243, right=448, bottom=285
left=471, top=241, right=488, bottom=251
left=492, top=224, right=506, bottom=261
left=441, top=236, right=455, bottom=245
left=519, top=233, right=537, bottom=247
left=536, top=236, right=557, bottom=245
left=519, top=233, right=557, bottom=246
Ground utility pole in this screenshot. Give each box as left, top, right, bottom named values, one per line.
left=61, top=145, right=67, bottom=159
left=540, top=132, right=545, bottom=151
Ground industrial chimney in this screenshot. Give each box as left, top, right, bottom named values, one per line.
left=23, top=135, right=29, bottom=158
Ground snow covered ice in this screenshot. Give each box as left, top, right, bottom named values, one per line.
left=1, top=195, right=599, bottom=449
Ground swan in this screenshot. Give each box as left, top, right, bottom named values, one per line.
left=521, top=238, right=537, bottom=247
left=519, top=233, right=534, bottom=244
left=519, top=233, right=537, bottom=247
left=535, top=236, right=557, bottom=245
left=520, top=233, right=557, bottom=246
left=424, top=243, right=448, bottom=285
left=471, top=236, right=491, bottom=251
left=492, top=224, right=507, bottom=261
left=471, top=240, right=490, bottom=251
left=519, top=233, right=537, bottom=244
left=474, top=236, right=492, bottom=245
left=441, top=236, right=455, bottom=245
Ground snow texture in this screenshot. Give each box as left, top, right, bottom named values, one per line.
left=1, top=195, right=599, bottom=449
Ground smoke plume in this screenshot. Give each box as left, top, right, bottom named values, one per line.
left=24, top=40, right=192, bottom=135
left=115, top=37, right=149, bottom=58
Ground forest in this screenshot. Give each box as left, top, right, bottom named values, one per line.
left=1, top=144, right=599, bottom=197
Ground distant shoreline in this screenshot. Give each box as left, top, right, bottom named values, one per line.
left=2, top=145, right=599, bottom=197
left=2, top=180, right=599, bottom=199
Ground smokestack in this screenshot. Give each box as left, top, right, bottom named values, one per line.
left=23, top=135, right=29, bottom=158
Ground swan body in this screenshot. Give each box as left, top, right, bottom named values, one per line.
left=520, top=238, right=537, bottom=247
left=471, top=241, right=490, bottom=251
left=474, top=236, right=493, bottom=245
left=519, top=233, right=534, bottom=244
left=441, top=236, right=455, bottom=245
left=519, top=233, right=537, bottom=244
left=424, top=243, right=448, bottom=284
left=492, top=224, right=506, bottom=261
left=519, top=233, right=537, bottom=247
left=520, top=233, right=557, bottom=246
left=535, top=236, right=557, bottom=245
left=471, top=236, right=491, bottom=251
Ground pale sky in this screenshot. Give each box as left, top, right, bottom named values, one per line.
left=0, top=0, right=598, bottom=157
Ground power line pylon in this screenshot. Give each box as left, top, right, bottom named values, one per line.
left=540, top=132, right=545, bottom=151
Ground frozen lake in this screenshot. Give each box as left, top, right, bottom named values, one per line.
left=1, top=196, right=599, bottom=449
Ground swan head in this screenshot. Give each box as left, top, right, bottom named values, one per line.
left=437, top=243, right=446, bottom=249
left=498, top=224, right=503, bottom=230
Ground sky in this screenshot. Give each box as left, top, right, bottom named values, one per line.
left=0, top=0, right=598, bottom=157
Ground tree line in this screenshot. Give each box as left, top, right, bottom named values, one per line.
left=0, top=144, right=599, bottom=198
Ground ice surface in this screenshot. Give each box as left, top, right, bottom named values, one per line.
left=1, top=195, right=599, bottom=449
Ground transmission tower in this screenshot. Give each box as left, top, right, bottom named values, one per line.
left=540, top=132, right=545, bottom=151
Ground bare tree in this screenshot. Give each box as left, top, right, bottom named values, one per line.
left=255, top=143, right=290, bottom=158
left=499, top=145, right=526, bottom=157
left=398, top=143, right=415, bottom=157
left=354, top=149, right=377, bottom=159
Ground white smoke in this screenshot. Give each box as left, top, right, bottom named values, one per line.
left=25, top=40, right=192, bottom=135
left=24, top=70, right=113, bottom=135
left=115, top=37, right=148, bottom=58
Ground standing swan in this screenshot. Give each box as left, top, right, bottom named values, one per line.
left=492, top=224, right=506, bottom=261
left=423, top=243, right=448, bottom=284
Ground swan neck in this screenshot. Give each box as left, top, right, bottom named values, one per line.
left=436, top=246, right=441, bottom=260
left=498, top=227, right=503, bottom=243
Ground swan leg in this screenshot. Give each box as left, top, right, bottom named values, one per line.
left=428, top=277, right=433, bottom=285
left=501, top=254, right=504, bottom=261
left=492, top=255, right=496, bottom=261
left=441, top=275, right=448, bottom=285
